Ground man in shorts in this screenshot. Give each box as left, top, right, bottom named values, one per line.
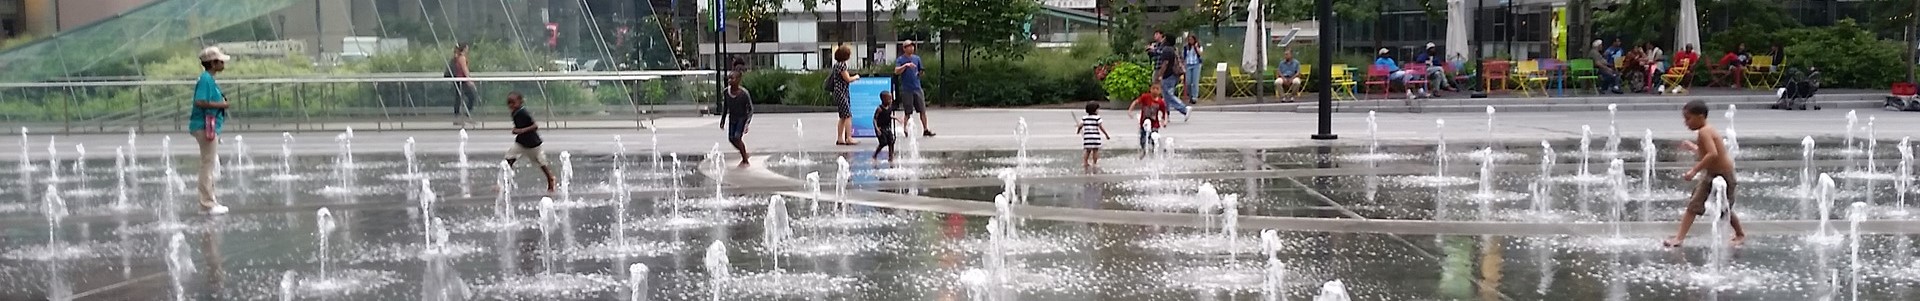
left=894, top=40, right=936, bottom=137
left=504, top=91, right=556, bottom=192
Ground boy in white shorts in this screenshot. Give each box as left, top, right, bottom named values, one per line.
left=504, top=91, right=556, bottom=192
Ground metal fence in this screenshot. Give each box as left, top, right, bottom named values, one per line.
left=0, top=71, right=720, bottom=134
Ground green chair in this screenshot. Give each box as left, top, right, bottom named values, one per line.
left=1568, top=59, right=1599, bottom=94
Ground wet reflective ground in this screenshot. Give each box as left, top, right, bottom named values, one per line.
left=2, top=136, right=1919, bottom=300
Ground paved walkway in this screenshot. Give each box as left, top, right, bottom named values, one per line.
left=3, top=107, right=1916, bottom=160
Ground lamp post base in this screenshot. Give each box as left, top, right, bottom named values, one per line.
left=1311, top=134, right=1339, bottom=140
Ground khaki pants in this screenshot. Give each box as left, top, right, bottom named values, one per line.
left=191, top=131, right=219, bottom=208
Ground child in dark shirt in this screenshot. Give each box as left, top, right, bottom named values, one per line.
left=873, top=91, right=904, bottom=161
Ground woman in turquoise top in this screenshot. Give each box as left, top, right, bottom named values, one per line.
left=189, top=46, right=232, bottom=215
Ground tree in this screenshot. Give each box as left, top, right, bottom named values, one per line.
left=723, top=0, right=772, bottom=54
left=891, top=0, right=1042, bottom=62
left=1108, top=1, right=1145, bottom=57
left=1596, top=0, right=1796, bottom=49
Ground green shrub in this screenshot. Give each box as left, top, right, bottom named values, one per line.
left=742, top=70, right=795, bottom=104
left=784, top=71, right=833, bottom=106
left=1101, top=62, right=1152, bottom=102
left=1782, top=20, right=1905, bottom=88
left=943, top=60, right=1038, bottom=106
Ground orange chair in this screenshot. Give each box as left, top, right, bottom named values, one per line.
left=1481, top=60, right=1511, bottom=93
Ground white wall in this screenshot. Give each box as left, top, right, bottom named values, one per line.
left=776, top=19, right=820, bottom=70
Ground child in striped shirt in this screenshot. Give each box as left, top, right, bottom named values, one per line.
left=1078, top=101, right=1111, bottom=168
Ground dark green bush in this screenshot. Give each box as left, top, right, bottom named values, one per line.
left=942, top=60, right=1038, bottom=106
left=741, top=70, right=795, bottom=104
left=784, top=70, right=833, bottom=106
left=1782, top=21, right=1905, bottom=88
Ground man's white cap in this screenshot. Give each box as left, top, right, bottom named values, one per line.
left=199, top=46, right=231, bottom=62
left=1425, top=42, right=1435, bottom=48
left=1378, top=48, right=1389, bottom=55
left=1592, top=39, right=1604, bottom=48
left=901, top=40, right=916, bottom=47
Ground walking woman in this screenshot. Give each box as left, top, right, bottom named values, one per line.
left=829, top=44, right=861, bottom=145
left=1181, top=33, right=1203, bottom=102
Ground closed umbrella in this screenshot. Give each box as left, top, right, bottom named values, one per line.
left=1446, top=0, right=1473, bottom=62
left=1676, top=0, right=1701, bottom=55
left=1241, top=0, right=1267, bottom=73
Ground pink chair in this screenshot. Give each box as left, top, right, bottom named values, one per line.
left=1364, top=66, right=1391, bottom=99
left=1404, top=64, right=1431, bottom=93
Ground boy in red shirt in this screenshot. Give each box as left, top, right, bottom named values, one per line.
left=1128, top=84, right=1167, bottom=159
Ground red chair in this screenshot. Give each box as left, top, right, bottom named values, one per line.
left=1404, top=64, right=1431, bottom=94
left=1364, top=65, right=1392, bottom=99
left=1482, top=60, right=1511, bottom=94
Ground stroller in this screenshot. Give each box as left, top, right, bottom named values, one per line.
left=1888, top=82, right=1920, bottom=112
left=1772, top=67, right=1820, bottom=110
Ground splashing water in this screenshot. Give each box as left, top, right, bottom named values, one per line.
left=1367, top=111, right=1379, bottom=154
left=495, top=160, right=515, bottom=223
left=1580, top=125, right=1593, bottom=176
left=1642, top=130, right=1657, bottom=195
left=127, top=129, right=138, bottom=170
left=1896, top=137, right=1913, bottom=215
left=279, top=271, right=298, bottom=301
left=44, top=184, right=66, bottom=244
left=316, top=208, right=338, bottom=280
left=704, top=241, right=731, bottom=282
left=629, top=263, right=650, bottom=301
left=1315, top=280, right=1351, bottom=301
left=167, top=233, right=194, bottom=301
left=1812, top=174, right=1841, bottom=244
left=1848, top=201, right=1867, bottom=301
left=538, top=197, right=559, bottom=274
left=763, top=195, right=791, bottom=270
left=1706, top=178, right=1730, bottom=276
left=114, top=147, right=129, bottom=210
left=46, top=137, right=59, bottom=181
left=1607, top=104, right=1620, bottom=156
left=457, top=129, right=470, bottom=168
left=17, top=128, right=29, bottom=171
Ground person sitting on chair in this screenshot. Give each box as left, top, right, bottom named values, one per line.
left=1275, top=50, right=1302, bottom=101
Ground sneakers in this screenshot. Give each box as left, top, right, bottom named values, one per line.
left=1405, top=90, right=1415, bottom=100
left=206, top=204, right=230, bottom=215
left=1656, top=85, right=1666, bottom=94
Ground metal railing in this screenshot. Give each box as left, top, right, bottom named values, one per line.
left=0, top=71, right=720, bottom=134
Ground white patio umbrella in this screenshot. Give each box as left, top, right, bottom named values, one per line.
left=1676, top=0, right=1701, bottom=54
left=1446, top=0, right=1473, bottom=61
left=1240, top=0, right=1267, bottom=73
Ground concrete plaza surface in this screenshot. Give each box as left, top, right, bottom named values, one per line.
left=2, top=107, right=1916, bottom=159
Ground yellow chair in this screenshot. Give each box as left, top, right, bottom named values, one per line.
left=1514, top=60, right=1550, bottom=97
left=1746, top=55, right=1778, bottom=89
left=1278, top=64, right=1310, bottom=99
left=1198, top=73, right=1216, bottom=100
left=1661, top=58, right=1693, bottom=94
left=1228, top=67, right=1257, bottom=97
left=1329, top=64, right=1357, bottom=100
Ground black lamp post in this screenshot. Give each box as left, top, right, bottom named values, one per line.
left=1309, top=0, right=1336, bottom=140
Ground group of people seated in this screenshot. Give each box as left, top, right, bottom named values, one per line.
left=1591, top=39, right=1698, bottom=94
left=1268, top=40, right=1780, bottom=98
left=1271, top=43, right=1460, bottom=100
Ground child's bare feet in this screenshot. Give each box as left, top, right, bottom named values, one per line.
left=1662, top=237, right=1685, bottom=248
left=737, top=160, right=750, bottom=168
left=1731, top=235, right=1746, bottom=246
